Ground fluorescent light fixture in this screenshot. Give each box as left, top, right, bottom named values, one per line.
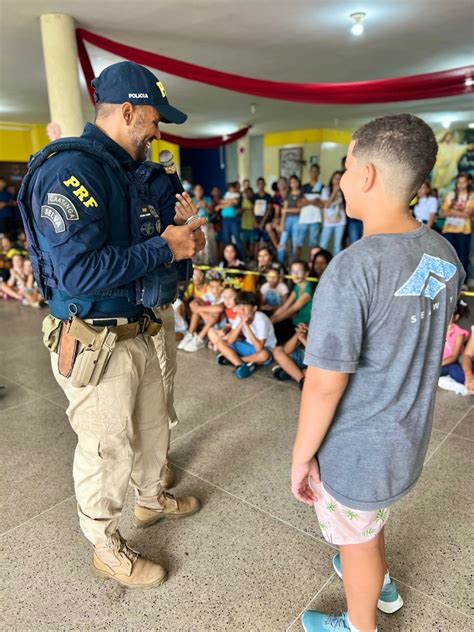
left=468, top=123, right=474, bottom=129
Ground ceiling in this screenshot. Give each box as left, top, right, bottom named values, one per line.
left=1, top=0, right=473, bottom=137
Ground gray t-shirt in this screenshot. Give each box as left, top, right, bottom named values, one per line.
left=304, top=225, right=464, bottom=510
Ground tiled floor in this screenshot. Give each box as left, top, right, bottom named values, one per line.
left=1, top=300, right=473, bottom=631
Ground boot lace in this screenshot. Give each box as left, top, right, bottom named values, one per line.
left=111, top=531, right=139, bottom=564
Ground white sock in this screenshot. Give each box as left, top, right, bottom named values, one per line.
left=347, top=614, right=377, bottom=632
left=383, top=571, right=391, bottom=587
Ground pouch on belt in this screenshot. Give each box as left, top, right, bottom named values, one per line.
left=41, top=315, right=63, bottom=353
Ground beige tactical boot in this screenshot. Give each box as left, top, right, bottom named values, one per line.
left=91, top=531, right=167, bottom=588
left=133, top=492, right=201, bottom=529
left=160, top=461, right=174, bottom=490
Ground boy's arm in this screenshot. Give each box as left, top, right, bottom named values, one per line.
left=227, top=321, right=244, bottom=344
left=291, top=252, right=367, bottom=505
left=292, top=367, right=349, bottom=504
left=243, top=324, right=265, bottom=352
left=272, top=291, right=296, bottom=321
left=277, top=291, right=311, bottom=321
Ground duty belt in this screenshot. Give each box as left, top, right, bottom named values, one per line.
left=75, top=312, right=162, bottom=341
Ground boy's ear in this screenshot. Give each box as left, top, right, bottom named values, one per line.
left=362, top=163, right=377, bottom=192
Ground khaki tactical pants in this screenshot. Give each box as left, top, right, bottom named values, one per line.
left=152, top=305, right=179, bottom=427
left=52, top=334, right=169, bottom=545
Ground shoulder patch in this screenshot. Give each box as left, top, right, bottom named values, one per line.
left=47, top=193, right=79, bottom=220
left=41, top=205, right=66, bottom=233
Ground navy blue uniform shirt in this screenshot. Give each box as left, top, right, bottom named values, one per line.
left=28, top=123, right=175, bottom=318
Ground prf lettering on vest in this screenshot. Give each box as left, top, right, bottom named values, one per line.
left=63, top=175, right=99, bottom=208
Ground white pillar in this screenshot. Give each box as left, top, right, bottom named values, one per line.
left=40, top=14, right=84, bottom=137
left=237, top=134, right=250, bottom=184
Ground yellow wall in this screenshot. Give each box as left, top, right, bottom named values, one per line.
left=263, top=128, right=352, bottom=185
left=150, top=139, right=181, bottom=173
left=0, top=123, right=181, bottom=171
left=0, top=122, right=50, bottom=162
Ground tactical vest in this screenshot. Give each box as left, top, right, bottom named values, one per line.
left=18, top=138, right=189, bottom=318
left=134, top=161, right=192, bottom=305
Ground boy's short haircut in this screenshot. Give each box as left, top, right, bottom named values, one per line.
left=352, top=113, right=438, bottom=202
left=235, top=291, right=258, bottom=306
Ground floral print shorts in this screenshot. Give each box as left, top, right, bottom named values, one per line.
left=311, top=480, right=389, bottom=546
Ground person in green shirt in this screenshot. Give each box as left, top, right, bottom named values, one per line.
left=271, top=260, right=313, bottom=343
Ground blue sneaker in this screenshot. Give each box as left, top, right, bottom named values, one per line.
left=302, top=611, right=350, bottom=631
left=235, top=362, right=257, bottom=379
left=332, top=553, right=404, bottom=614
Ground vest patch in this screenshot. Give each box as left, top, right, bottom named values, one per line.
left=140, top=221, right=155, bottom=237
left=41, top=205, right=66, bottom=233
left=47, top=193, right=79, bottom=220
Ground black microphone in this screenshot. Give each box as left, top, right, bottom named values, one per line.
left=158, top=149, right=205, bottom=229
left=158, top=150, right=184, bottom=194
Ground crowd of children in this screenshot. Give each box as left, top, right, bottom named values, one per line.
left=0, top=233, right=45, bottom=308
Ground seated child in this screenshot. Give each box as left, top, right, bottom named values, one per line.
left=179, top=276, right=224, bottom=352
left=461, top=326, right=474, bottom=395
left=438, top=299, right=470, bottom=395
left=207, top=287, right=238, bottom=351
left=21, top=259, right=44, bottom=308
left=183, top=267, right=207, bottom=306
left=271, top=261, right=313, bottom=343
left=259, top=269, right=289, bottom=314
left=216, top=291, right=276, bottom=379
left=1, top=254, right=27, bottom=302
left=272, top=323, right=308, bottom=389
left=172, top=298, right=188, bottom=342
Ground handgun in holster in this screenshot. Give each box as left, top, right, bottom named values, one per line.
left=67, top=317, right=118, bottom=388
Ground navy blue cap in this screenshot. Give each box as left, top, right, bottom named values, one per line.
left=92, top=61, right=187, bottom=124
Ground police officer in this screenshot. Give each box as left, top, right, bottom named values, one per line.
left=18, top=62, right=207, bottom=589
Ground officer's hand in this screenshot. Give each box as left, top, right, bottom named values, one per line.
left=174, top=192, right=198, bottom=225
left=162, top=218, right=207, bottom=261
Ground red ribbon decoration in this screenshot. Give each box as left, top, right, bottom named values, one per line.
left=76, top=27, right=473, bottom=105
left=76, top=31, right=251, bottom=148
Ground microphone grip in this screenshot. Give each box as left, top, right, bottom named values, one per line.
left=167, top=171, right=184, bottom=195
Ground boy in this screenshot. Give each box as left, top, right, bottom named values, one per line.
left=216, top=291, right=276, bottom=378
left=292, top=114, right=464, bottom=632
left=272, top=323, right=308, bottom=389
left=181, top=276, right=224, bottom=352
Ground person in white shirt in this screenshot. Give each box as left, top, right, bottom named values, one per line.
left=413, top=181, right=438, bottom=228
left=297, top=164, right=324, bottom=258
left=216, top=291, right=276, bottom=378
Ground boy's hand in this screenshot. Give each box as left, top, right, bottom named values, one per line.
left=291, top=458, right=320, bottom=505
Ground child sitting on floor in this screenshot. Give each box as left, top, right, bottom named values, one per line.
left=183, top=267, right=207, bottom=305
left=207, top=286, right=238, bottom=351
left=259, top=268, right=289, bottom=315
left=216, top=291, right=276, bottom=379
left=438, top=299, right=470, bottom=395
left=271, top=260, right=313, bottom=343
left=179, top=276, right=225, bottom=352
left=272, top=323, right=308, bottom=389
